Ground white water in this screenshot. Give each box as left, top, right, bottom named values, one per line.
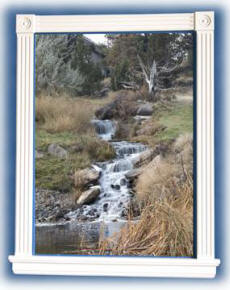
left=91, top=119, right=116, bottom=141
left=36, top=119, right=147, bottom=254
left=67, top=119, right=147, bottom=222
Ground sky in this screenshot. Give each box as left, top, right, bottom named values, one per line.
left=84, top=33, right=107, bottom=45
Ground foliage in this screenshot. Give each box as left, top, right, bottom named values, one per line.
left=36, top=34, right=104, bottom=96
left=111, top=59, right=130, bottom=90
left=106, top=33, right=194, bottom=96
left=71, top=35, right=103, bottom=94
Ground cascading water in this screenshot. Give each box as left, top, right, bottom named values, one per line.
left=36, top=118, right=147, bottom=254
left=91, top=119, right=116, bottom=141
left=67, top=119, right=147, bottom=222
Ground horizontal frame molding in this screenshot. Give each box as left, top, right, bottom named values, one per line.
left=9, top=11, right=220, bottom=278
left=9, top=256, right=220, bottom=278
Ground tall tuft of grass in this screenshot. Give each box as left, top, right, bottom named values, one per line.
left=99, top=175, right=193, bottom=257
left=36, top=95, right=94, bottom=133
left=99, top=133, right=194, bottom=257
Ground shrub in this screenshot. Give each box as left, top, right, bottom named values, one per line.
left=36, top=34, right=103, bottom=96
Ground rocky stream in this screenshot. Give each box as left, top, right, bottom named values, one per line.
left=36, top=119, right=148, bottom=254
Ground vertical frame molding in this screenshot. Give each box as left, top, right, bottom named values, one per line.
left=15, top=15, right=34, bottom=256
left=195, top=11, right=215, bottom=259
left=9, top=12, right=220, bottom=278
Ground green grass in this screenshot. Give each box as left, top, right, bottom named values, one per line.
left=155, top=102, right=193, bottom=142
left=36, top=129, right=115, bottom=192
left=36, top=157, right=77, bottom=193
left=130, top=101, right=193, bottom=148
left=36, top=130, right=77, bottom=151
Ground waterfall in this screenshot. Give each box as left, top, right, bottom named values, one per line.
left=67, top=119, right=147, bottom=222
left=91, top=119, right=116, bottom=141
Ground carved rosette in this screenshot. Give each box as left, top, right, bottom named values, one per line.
left=195, top=11, right=214, bottom=31
left=16, top=14, right=35, bottom=33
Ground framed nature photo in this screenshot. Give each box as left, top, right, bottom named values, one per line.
left=9, top=12, right=220, bottom=278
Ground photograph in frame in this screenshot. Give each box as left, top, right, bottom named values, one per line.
left=8, top=12, right=220, bottom=278
left=35, top=31, right=195, bottom=257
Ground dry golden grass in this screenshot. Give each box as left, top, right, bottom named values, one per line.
left=99, top=175, right=193, bottom=257
left=36, top=90, right=119, bottom=134
left=135, top=157, right=180, bottom=203
left=173, top=133, right=193, bottom=152
left=98, top=133, right=194, bottom=257
left=135, top=133, right=193, bottom=203
left=36, top=95, right=95, bottom=133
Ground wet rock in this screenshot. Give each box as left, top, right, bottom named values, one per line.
left=136, top=103, right=153, bottom=116
left=77, top=186, right=101, bottom=205
left=111, top=184, right=120, bottom=190
left=121, top=209, right=128, bottom=218
left=48, top=144, right=68, bottom=159
left=55, top=210, right=66, bottom=221
left=103, top=203, right=109, bottom=212
left=120, top=178, right=127, bottom=186
left=80, top=215, right=88, bottom=221
left=35, top=189, right=76, bottom=223
left=88, top=208, right=98, bottom=216
left=129, top=199, right=141, bottom=217
left=74, top=167, right=100, bottom=189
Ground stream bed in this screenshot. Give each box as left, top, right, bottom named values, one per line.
left=36, top=119, right=147, bottom=254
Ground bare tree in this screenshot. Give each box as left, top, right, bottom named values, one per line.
left=137, top=54, right=183, bottom=101
left=137, top=54, right=157, bottom=98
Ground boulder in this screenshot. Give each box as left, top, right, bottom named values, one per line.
left=111, top=184, right=120, bottom=190
left=77, top=186, right=101, bottom=205
left=125, top=168, right=143, bottom=181
left=95, top=95, right=138, bottom=120
left=136, top=103, right=153, bottom=116
left=35, top=150, right=44, bottom=159
left=133, top=149, right=156, bottom=168
left=74, top=167, right=100, bottom=189
left=48, top=144, right=68, bottom=159
left=95, top=101, right=116, bottom=120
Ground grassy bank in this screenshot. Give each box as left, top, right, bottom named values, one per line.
left=35, top=94, right=116, bottom=192
left=132, top=100, right=193, bottom=148
left=98, top=92, right=194, bottom=257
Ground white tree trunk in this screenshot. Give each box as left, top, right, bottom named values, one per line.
left=148, top=60, right=156, bottom=95
left=137, top=54, right=157, bottom=97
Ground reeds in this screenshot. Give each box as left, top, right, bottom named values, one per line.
left=99, top=175, right=193, bottom=257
